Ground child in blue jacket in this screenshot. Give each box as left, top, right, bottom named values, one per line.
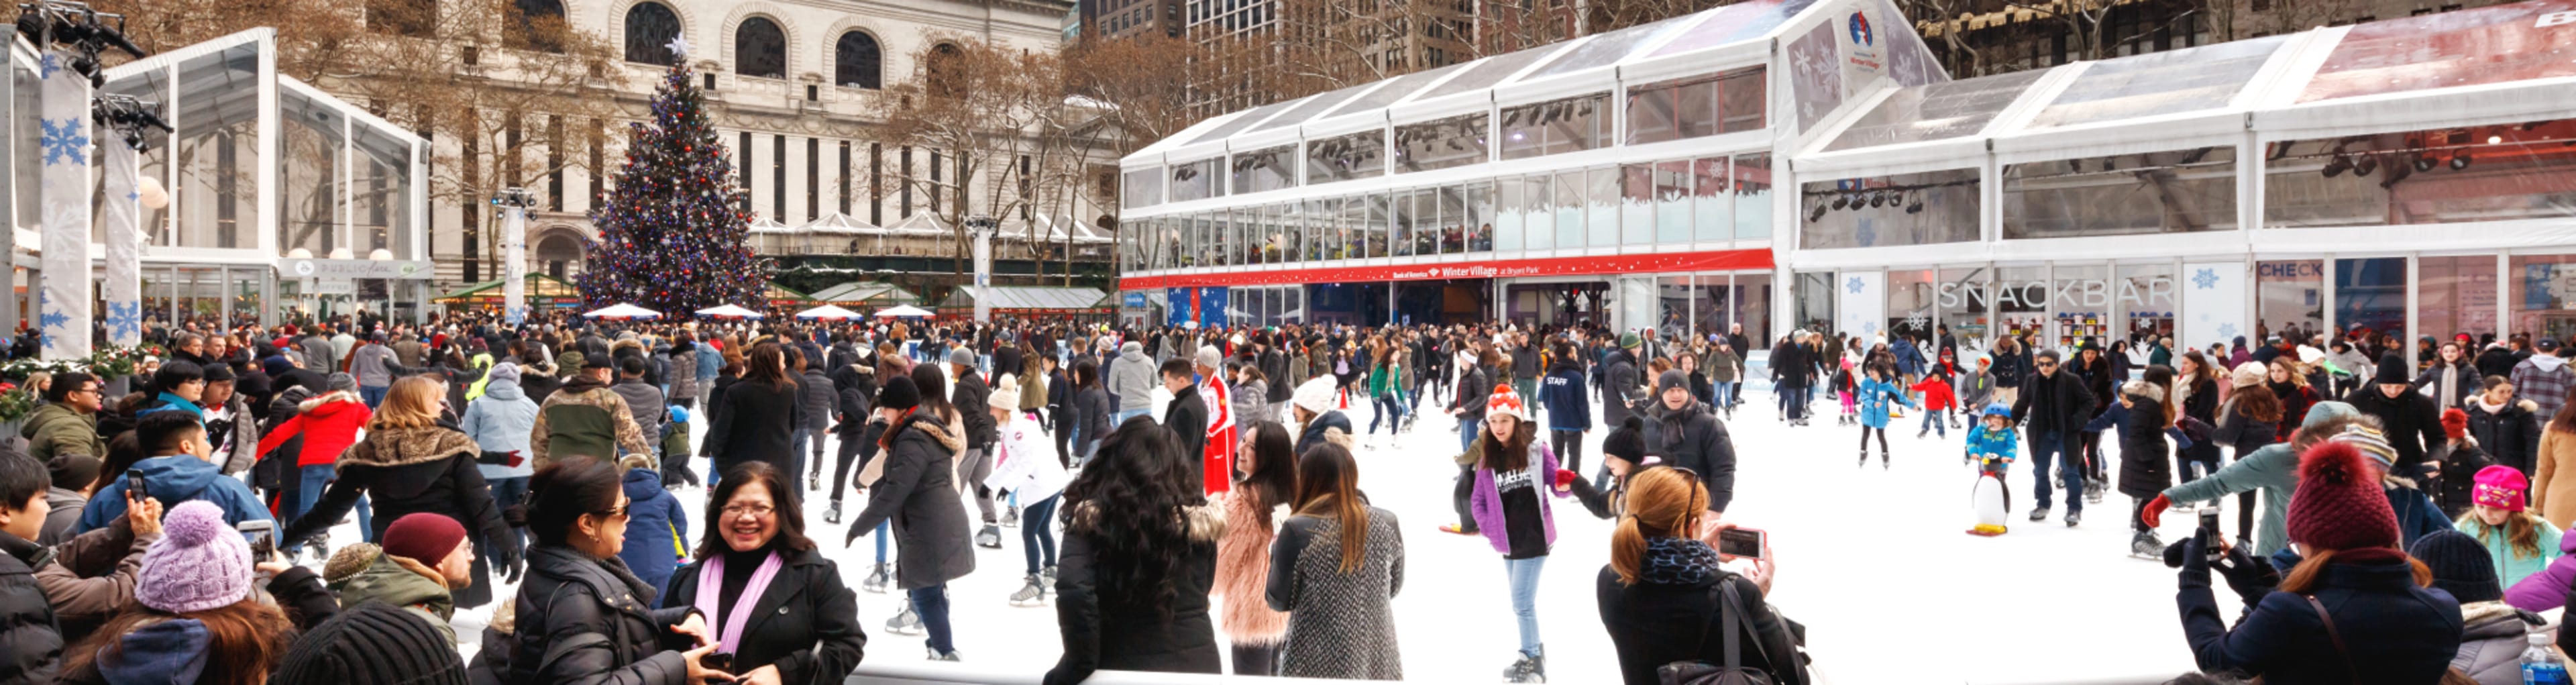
left=1857, top=362, right=1917, bottom=468
left=614, top=454, right=690, bottom=596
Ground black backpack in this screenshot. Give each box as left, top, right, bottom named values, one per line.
left=1658, top=580, right=1776, bottom=685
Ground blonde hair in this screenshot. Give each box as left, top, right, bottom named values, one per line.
left=368, top=376, right=445, bottom=431
left=1610, top=468, right=1709, bottom=585
left=2462, top=508, right=2546, bottom=560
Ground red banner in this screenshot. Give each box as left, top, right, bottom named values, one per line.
left=1118, top=248, right=1773, bottom=291
left=2301, top=0, right=2576, bottom=103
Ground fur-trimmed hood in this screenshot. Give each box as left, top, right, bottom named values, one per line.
left=341, top=425, right=480, bottom=468
left=1064, top=501, right=1226, bottom=543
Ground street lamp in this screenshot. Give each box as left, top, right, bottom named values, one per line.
left=491, top=187, right=539, bottom=324
left=966, top=215, right=998, bottom=323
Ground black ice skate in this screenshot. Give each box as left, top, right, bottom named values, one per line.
left=1010, top=574, right=1047, bottom=606
left=2131, top=531, right=2164, bottom=560
left=1503, top=654, right=1546, bottom=683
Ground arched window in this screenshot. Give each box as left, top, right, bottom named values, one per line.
left=926, top=42, right=963, bottom=99
left=366, top=0, right=436, bottom=38
left=623, top=2, right=682, bottom=65
left=506, top=0, right=566, bottom=52
left=835, top=31, right=881, bottom=89
left=735, top=17, right=786, bottom=79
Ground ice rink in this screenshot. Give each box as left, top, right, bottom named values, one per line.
left=405, top=372, right=2237, bottom=683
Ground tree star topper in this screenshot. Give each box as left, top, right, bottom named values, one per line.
left=665, top=35, right=692, bottom=60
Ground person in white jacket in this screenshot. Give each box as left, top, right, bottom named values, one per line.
left=985, top=374, right=1072, bottom=606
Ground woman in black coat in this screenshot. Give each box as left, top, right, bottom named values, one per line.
left=2467, top=376, right=2544, bottom=476
left=2174, top=352, right=2223, bottom=484
left=1044, top=418, right=1223, bottom=685
left=845, top=370, right=976, bottom=660
left=1598, top=468, right=1806, bottom=685
left=663, top=462, right=866, bottom=685
left=2414, top=341, right=2482, bottom=411
left=277, top=377, right=521, bottom=607
left=1071, top=360, right=1114, bottom=466
left=705, top=343, right=806, bottom=488
left=506, top=455, right=731, bottom=685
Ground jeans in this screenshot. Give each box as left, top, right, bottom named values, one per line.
left=1505, top=556, right=1546, bottom=659
left=1779, top=383, right=1807, bottom=421
left=360, top=385, right=388, bottom=409
left=908, top=584, right=955, bottom=653
left=488, top=476, right=530, bottom=550
left=1370, top=393, right=1405, bottom=435
left=1711, top=381, right=1735, bottom=410
left=296, top=464, right=372, bottom=545
left=2029, top=430, right=2084, bottom=513
left=874, top=521, right=890, bottom=564
left=1021, top=493, right=1061, bottom=574
left=1110, top=408, right=1148, bottom=429
left=1458, top=417, right=1482, bottom=454
left=1918, top=409, right=1946, bottom=437
left=790, top=429, right=816, bottom=480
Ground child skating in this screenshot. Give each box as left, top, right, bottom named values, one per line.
left=1965, top=403, right=2019, bottom=535
left=1856, top=362, right=1916, bottom=468
left=1911, top=369, right=1958, bottom=439
left=1833, top=358, right=1860, bottom=427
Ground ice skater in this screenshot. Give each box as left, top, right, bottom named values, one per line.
left=2086, top=372, right=2191, bottom=559
left=1965, top=404, right=2019, bottom=535
left=1911, top=366, right=1957, bottom=439
left=1856, top=362, right=1915, bottom=468
left=1833, top=358, right=1860, bottom=427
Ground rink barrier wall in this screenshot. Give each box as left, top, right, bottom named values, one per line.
left=845, top=664, right=1397, bottom=684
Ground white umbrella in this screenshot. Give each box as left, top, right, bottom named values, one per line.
left=795, top=304, right=863, bottom=320
left=584, top=303, right=661, bottom=319
left=694, top=304, right=763, bottom=319
left=875, top=305, right=933, bottom=318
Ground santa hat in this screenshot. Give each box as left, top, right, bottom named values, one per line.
left=1485, top=384, right=1527, bottom=423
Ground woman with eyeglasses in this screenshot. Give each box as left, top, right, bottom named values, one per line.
left=502, top=455, right=735, bottom=685
left=661, top=462, right=867, bottom=685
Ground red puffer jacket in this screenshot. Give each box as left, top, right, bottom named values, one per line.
left=254, top=390, right=373, bottom=467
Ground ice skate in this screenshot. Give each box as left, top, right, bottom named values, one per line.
left=1001, top=507, right=1018, bottom=528
left=1858, top=450, right=1868, bottom=468
left=1503, top=654, right=1546, bottom=683
left=824, top=502, right=842, bottom=525
left=886, top=607, right=924, bottom=635
left=2065, top=510, right=2082, bottom=527
left=1010, top=574, right=1048, bottom=606
left=925, top=647, right=959, bottom=662
left=2084, top=478, right=2106, bottom=504
left=976, top=524, right=1003, bottom=548
left=2030, top=506, right=2049, bottom=522
left=2131, top=531, right=2163, bottom=560
left=1042, top=564, right=1057, bottom=590
left=861, top=563, right=891, bottom=594
left=808, top=470, right=820, bottom=492
left=1880, top=451, right=1891, bottom=469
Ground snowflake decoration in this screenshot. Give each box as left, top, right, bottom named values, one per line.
left=38, top=309, right=67, bottom=331
left=38, top=54, right=59, bottom=79
left=1855, top=222, right=1878, bottom=247
left=1846, top=276, right=1865, bottom=294
left=40, top=118, right=87, bottom=166
left=103, top=301, right=139, bottom=341
left=2197, top=313, right=2210, bottom=322
left=2216, top=322, right=2239, bottom=339
left=665, top=35, right=692, bottom=60
left=1861, top=320, right=1881, bottom=337
left=2192, top=268, right=2219, bottom=290
left=1904, top=313, right=1928, bottom=332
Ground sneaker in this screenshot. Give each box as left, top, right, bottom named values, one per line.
left=1009, top=574, right=1046, bottom=606
left=824, top=502, right=843, bottom=525
left=976, top=525, right=1003, bottom=549
left=925, top=647, right=960, bottom=662
left=1001, top=508, right=1019, bottom=528
left=2030, top=506, right=2049, bottom=523
left=1503, top=653, right=1546, bottom=683
left=886, top=607, right=924, bottom=635
left=2065, top=510, right=2082, bottom=527
left=861, top=564, right=891, bottom=594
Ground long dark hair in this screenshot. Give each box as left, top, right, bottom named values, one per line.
left=1061, top=415, right=1204, bottom=621
left=1292, top=442, right=1368, bottom=574
left=1478, top=411, right=1536, bottom=472
left=746, top=341, right=790, bottom=386
left=1240, top=421, right=1299, bottom=521
left=911, top=364, right=955, bottom=423
left=696, top=461, right=815, bottom=558
left=526, top=456, right=625, bottom=548
left=1075, top=358, right=1100, bottom=389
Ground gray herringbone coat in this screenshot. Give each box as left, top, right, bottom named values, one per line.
left=1265, top=505, right=1404, bottom=679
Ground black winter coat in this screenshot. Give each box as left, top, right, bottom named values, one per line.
left=1042, top=506, right=1223, bottom=685
left=2477, top=347, right=2520, bottom=382
left=706, top=379, right=801, bottom=476
left=1990, top=347, right=2031, bottom=389
left=0, top=534, right=61, bottom=684
left=2467, top=399, right=2544, bottom=476
left=952, top=372, right=997, bottom=453
left=1770, top=343, right=1811, bottom=387
left=2343, top=385, right=2445, bottom=470
left=2105, top=398, right=2173, bottom=498
left=2183, top=556, right=2462, bottom=684
left=2414, top=358, right=2481, bottom=410
left=1164, top=386, right=1210, bottom=486
left=1073, top=386, right=1113, bottom=449
left=1600, top=351, right=1642, bottom=429
left=2179, top=378, right=2221, bottom=468
left=846, top=411, right=976, bottom=590
left=2012, top=369, right=2097, bottom=436
left=507, top=545, right=700, bottom=685
left=798, top=370, right=836, bottom=432
left=661, top=545, right=867, bottom=685
left=2210, top=399, right=2280, bottom=461
left=280, top=426, right=519, bottom=579
left=1643, top=401, right=1738, bottom=513
left=1596, top=566, right=1805, bottom=685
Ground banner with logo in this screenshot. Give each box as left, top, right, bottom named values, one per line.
left=1118, top=248, right=1771, bottom=291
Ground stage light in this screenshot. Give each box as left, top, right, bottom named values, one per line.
left=1868, top=191, right=1886, bottom=208
left=2450, top=150, right=2472, bottom=170
left=2180, top=147, right=2212, bottom=164
left=2413, top=154, right=2438, bottom=172
left=1904, top=191, right=1924, bottom=214
left=1831, top=194, right=1850, bottom=210
left=2352, top=154, right=2377, bottom=177
left=2321, top=154, right=2351, bottom=178
left=1809, top=202, right=1828, bottom=222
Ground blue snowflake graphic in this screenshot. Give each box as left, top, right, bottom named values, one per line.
left=38, top=54, right=58, bottom=79
left=39, top=309, right=67, bottom=331
left=2216, top=322, right=2239, bottom=339
left=1856, top=223, right=1878, bottom=246
left=1846, top=276, right=1864, bottom=294
left=103, top=301, right=139, bottom=341
left=40, top=118, right=89, bottom=166
left=2192, top=268, right=2219, bottom=290
left=1861, top=321, right=1881, bottom=337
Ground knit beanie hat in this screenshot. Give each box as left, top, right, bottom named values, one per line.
left=2373, top=353, right=2412, bottom=385
left=1195, top=345, right=1222, bottom=370
left=1485, top=384, right=1527, bottom=423
left=2408, top=529, right=2502, bottom=604
left=948, top=347, right=977, bottom=368
left=327, top=372, right=358, bottom=392
left=1291, top=376, right=1336, bottom=415
left=2230, top=362, right=2267, bottom=389
left=2303, top=401, right=2357, bottom=429
left=1655, top=370, right=1691, bottom=397
left=46, top=454, right=100, bottom=491
left=989, top=374, right=1021, bottom=411
left=2285, top=441, right=2402, bottom=553
left=2332, top=424, right=2400, bottom=472
left=2441, top=407, right=2469, bottom=441
left=136, top=500, right=254, bottom=614
left=270, top=602, right=470, bottom=685
left=2473, top=464, right=2529, bottom=513
left=382, top=513, right=467, bottom=566
left=554, top=351, right=584, bottom=374
left=486, top=362, right=521, bottom=385
left=1601, top=417, right=1646, bottom=464
left=877, top=374, right=921, bottom=411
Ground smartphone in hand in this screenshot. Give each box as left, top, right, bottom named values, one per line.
left=1716, top=527, right=1766, bottom=560
left=237, top=520, right=277, bottom=563
left=127, top=472, right=148, bottom=502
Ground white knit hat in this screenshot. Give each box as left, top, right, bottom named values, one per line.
left=1292, top=376, right=1336, bottom=414
left=989, top=374, right=1020, bottom=410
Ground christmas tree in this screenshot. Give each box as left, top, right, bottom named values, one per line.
left=579, top=36, right=763, bottom=314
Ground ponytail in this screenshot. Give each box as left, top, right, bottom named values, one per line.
left=1609, top=468, right=1708, bottom=585
left=1610, top=515, right=1650, bottom=585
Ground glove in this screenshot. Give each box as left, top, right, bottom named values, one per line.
left=2212, top=541, right=2279, bottom=607
left=1554, top=469, right=1578, bottom=489
left=2141, top=494, right=2171, bottom=529
left=845, top=520, right=870, bottom=547
left=491, top=538, right=525, bottom=583
left=502, top=505, right=527, bottom=528
left=2178, top=527, right=2214, bottom=588
left=506, top=450, right=525, bottom=467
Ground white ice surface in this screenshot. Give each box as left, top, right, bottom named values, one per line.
left=307, top=376, right=2237, bottom=683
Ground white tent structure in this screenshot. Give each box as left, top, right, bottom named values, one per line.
left=875, top=305, right=934, bottom=318
left=694, top=304, right=763, bottom=319
left=584, top=303, right=661, bottom=319
left=794, top=304, right=863, bottom=320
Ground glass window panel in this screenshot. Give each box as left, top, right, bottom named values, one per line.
left=1122, top=168, right=1161, bottom=208
left=1823, top=69, right=2049, bottom=152
left=1187, top=97, right=1307, bottom=146
left=1656, top=160, right=1692, bottom=244
left=1521, top=12, right=1705, bottom=81
left=2051, top=264, right=2111, bottom=350
left=1695, top=276, right=1726, bottom=343
left=1365, top=192, right=1390, bottom=258
left=1496, top=176, right=1523, bottom=252
left=1305, top=129, right=1386, bottom=184
left=1464, top=182, right=1491, bottom=252
left=2419, top=255, right=2497, bottom=344
left=2300, top=3, right=2576, bottom=104
left=1997, top=266, right=2048, bottom=344
left=2030, top=36, right=2289, bottom=129
left=1889, top=269, right=1937, bottom=343
left=1552, top=170, right=1583, bottom=249
left=1799, top=167, right=1978, bottom=249
left=176, top=43, right=262, bottom=250
left=351, top=126, right=415, bottom=260
left=1734, top=272, right=1772, bottom=350
left=1303, top=198, right=1332, bottom=261
left=2002, top=146, right=2237, bottom=238
left=1283, top=286, right=1304, bottom=325
left=2265, top=121, right=2576, bottom=228
left=1500, top=93, right=1607, bottom=160
left=1939, top=267, right=1994, bottom=353
left=2510, top=255, right=2576, bottom=343
left=1169, top=158, right=1219, bottom=201
left=2334, top=257, right=2408, bottom=344
left=1625, top=75, right=1714, bottom=145
left=1733, top=154, right=1772, bottom=240
left=1717, top=67, right=1767, bottom=134
left=2257, top=260, right=2325, bottom=348
left=278, top=89, right=343, bottom=258
left=1658, top=275, right=1695, bottom=341
left=1279, top=202, right=1302, bottom=264
left=1650, top=1, right=1805, bottom=58
left=1693, top=158, right=1729, bottom=242
left=1621, top=164, right=1655, bottom=246
left=1395, top=113, right=1487, bottom=173
left=1419, top=48, right=1559, bottom=101
left=2117, top=263, right=2178, bottom=350
left=1391, top=189, right=1419, bottom=257
left=1251, top=83, right=1378, bottom=132
left=1795, top=272, right=1836, bottom=334
left=1244, top=206, right=1267, bottom=265
left=1589, top=167, right=1620, bottom=247
left=1230, top=145, right=1295, bottom=194
left=1320, top=62, right=1468, bottom=119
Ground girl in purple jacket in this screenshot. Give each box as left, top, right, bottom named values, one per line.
left=1464, top=383, right=1570, bottom=684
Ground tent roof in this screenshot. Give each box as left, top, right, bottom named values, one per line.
left=937, top=286, right=1111, bottom=311
left=805, top=280, right=920, bottom=304
left=765, top=282, right=815, bottom=303
left=800, top=212, right=879, bottom=234
left=885, top=213, right=946, bottom=235
left=434, top=272, right=580, bottom=301
left=747, top=217, right=794, bottom=233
